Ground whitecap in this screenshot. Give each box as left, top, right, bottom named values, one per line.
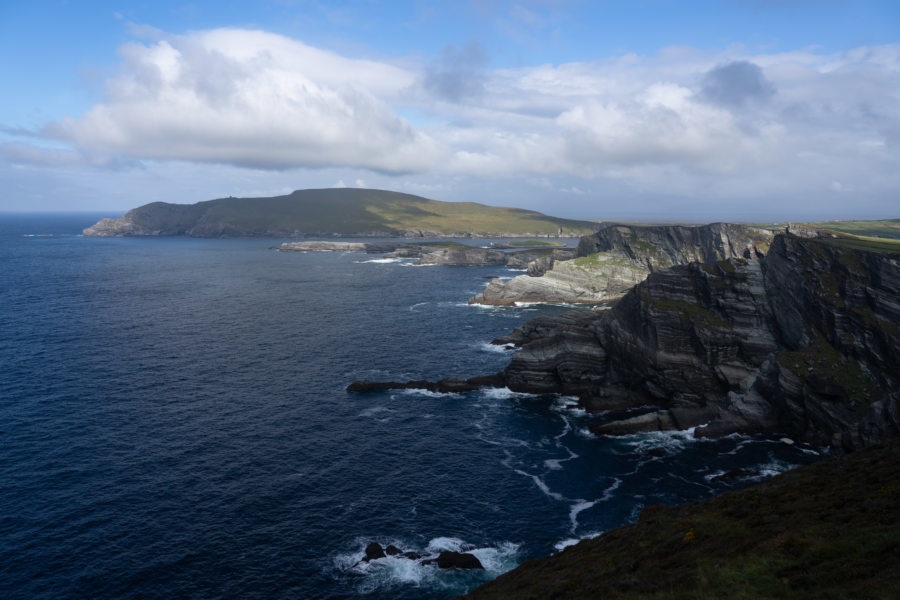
left=614, top=426, right=704, bottom=455
left=749, top=459, right=798, bottom=480
left=598, top=477, right=622, bottom=502
left=513, top=301, right=583, bottom=308
left=575, top=427, right=597, bottom=439
left=551, top=396, right=586, bottom=417
left=514, top=469, right=566, bottom=501
left=476, top=341, right=517, bottom=353
left=468, top=541, right=520, bottom=573
left=355, top=258, right=411, bottom=264
left=568, top=500, right=596, bottom=532
left=426, top=537, right=468, bottom=553
left=358, top=406, right=393, bottom=418
left=554, top=532, right=602, bottom=552
left=392, top=389, right=464, bottom=399
left=479, top=387, right=537, bottom=400
left=703, top=469, right=728, bottom=483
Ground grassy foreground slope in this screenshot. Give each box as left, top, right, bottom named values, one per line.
left=462, top=441, right=900, bottom=600
left=127, top=188, right=600, bottom=236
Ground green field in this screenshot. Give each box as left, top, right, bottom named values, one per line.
left=806, top=219, right=900, bottom=239
left=823, top=231, right=900, bottom=253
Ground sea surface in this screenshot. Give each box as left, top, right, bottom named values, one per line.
left=0, top=214, right=822, bottom=599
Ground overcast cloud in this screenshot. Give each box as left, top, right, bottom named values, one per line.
left=5, top=27, right=900, bottom=218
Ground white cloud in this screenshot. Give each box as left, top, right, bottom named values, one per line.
left=17, top=26, right=900, bottom=218
left=44, top=29, right=442, bottom=174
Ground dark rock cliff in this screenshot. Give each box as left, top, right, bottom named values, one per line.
left=575, top=221, right=773, bottom=264
left=497, top=234, right=900, bottom=451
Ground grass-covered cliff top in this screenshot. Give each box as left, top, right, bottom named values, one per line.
left=806, top=219, right=900, bottom=239
left=462, top=441, right=900, bottom=599
left=820, top=231, right=900, bottom=253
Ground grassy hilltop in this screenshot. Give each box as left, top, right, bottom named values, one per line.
left=85, top=188, right=600, bottom=237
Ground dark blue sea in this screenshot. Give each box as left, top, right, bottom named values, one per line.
left=0, top=214, right=822, bottom=599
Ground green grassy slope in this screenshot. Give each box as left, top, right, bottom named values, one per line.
left=820, top=231, right=900, bottom=253
left=148, top=188, right=599, bottom=236
left=806, top=219, right=900, bottom=239
left=462, top=441, right=900, bottom=600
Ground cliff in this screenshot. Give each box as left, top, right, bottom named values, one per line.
left=497, top=233, right=900, bottom=451
left=461, top=439, right=900, bottom=599
left=469, top=222, right=774, bottom=306
left=82, top=188, right=599, bottom=238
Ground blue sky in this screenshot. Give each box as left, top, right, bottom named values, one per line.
left=2, top=0, right=899, bottom=220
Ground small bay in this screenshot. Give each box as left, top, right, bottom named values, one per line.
left=0, top=214, right=819, bottom=599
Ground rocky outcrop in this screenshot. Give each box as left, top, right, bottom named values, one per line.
left=400, top=247, right=509, bottom=266
left=83, top=202, right=206, bottom=236
left=277, top=240, right=576, bottom=267
left=277, top=241, right=372, bottom=252
left=469, top=223, right=774, bottom=306
left=353, top=542, right=483, bottom=570
left=498, top=234, right=900, bottom=451
left=422, top=551, right=484, bottom=570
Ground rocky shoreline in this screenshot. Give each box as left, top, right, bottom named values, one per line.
left=351, top=230, right=900, bottom=453
left=274, top=239, right=576, bottom=267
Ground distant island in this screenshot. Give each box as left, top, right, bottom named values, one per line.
left=82, top=188, right=600, bottom=238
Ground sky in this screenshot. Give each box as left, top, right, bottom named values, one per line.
left=1, top=1, right=899, bottom=221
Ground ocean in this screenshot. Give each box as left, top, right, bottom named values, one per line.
left=0, top=213, right=821, bottom=599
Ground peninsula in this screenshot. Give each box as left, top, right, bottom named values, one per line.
left=82, top=188, right=599, bottom=238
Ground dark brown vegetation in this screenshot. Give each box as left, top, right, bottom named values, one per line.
left=462, top=440, right=900, bottom=599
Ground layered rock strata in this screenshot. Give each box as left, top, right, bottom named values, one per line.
left=498, top=234, right=900, bottom=451
left=469, top=223, right=774, bottom=306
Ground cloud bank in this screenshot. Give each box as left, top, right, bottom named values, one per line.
left=44, top=29, right=441, bottom=174
left=9, top=27, right=900, bottom=216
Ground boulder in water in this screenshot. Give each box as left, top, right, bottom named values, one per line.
left=422, top=551, right=485, bottom=570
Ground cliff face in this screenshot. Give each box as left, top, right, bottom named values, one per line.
left=83, top=202, right=206, bottom=236
left=498, top=234, right=900, bottom=451
left=469, top=222, right=774, bottom=306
